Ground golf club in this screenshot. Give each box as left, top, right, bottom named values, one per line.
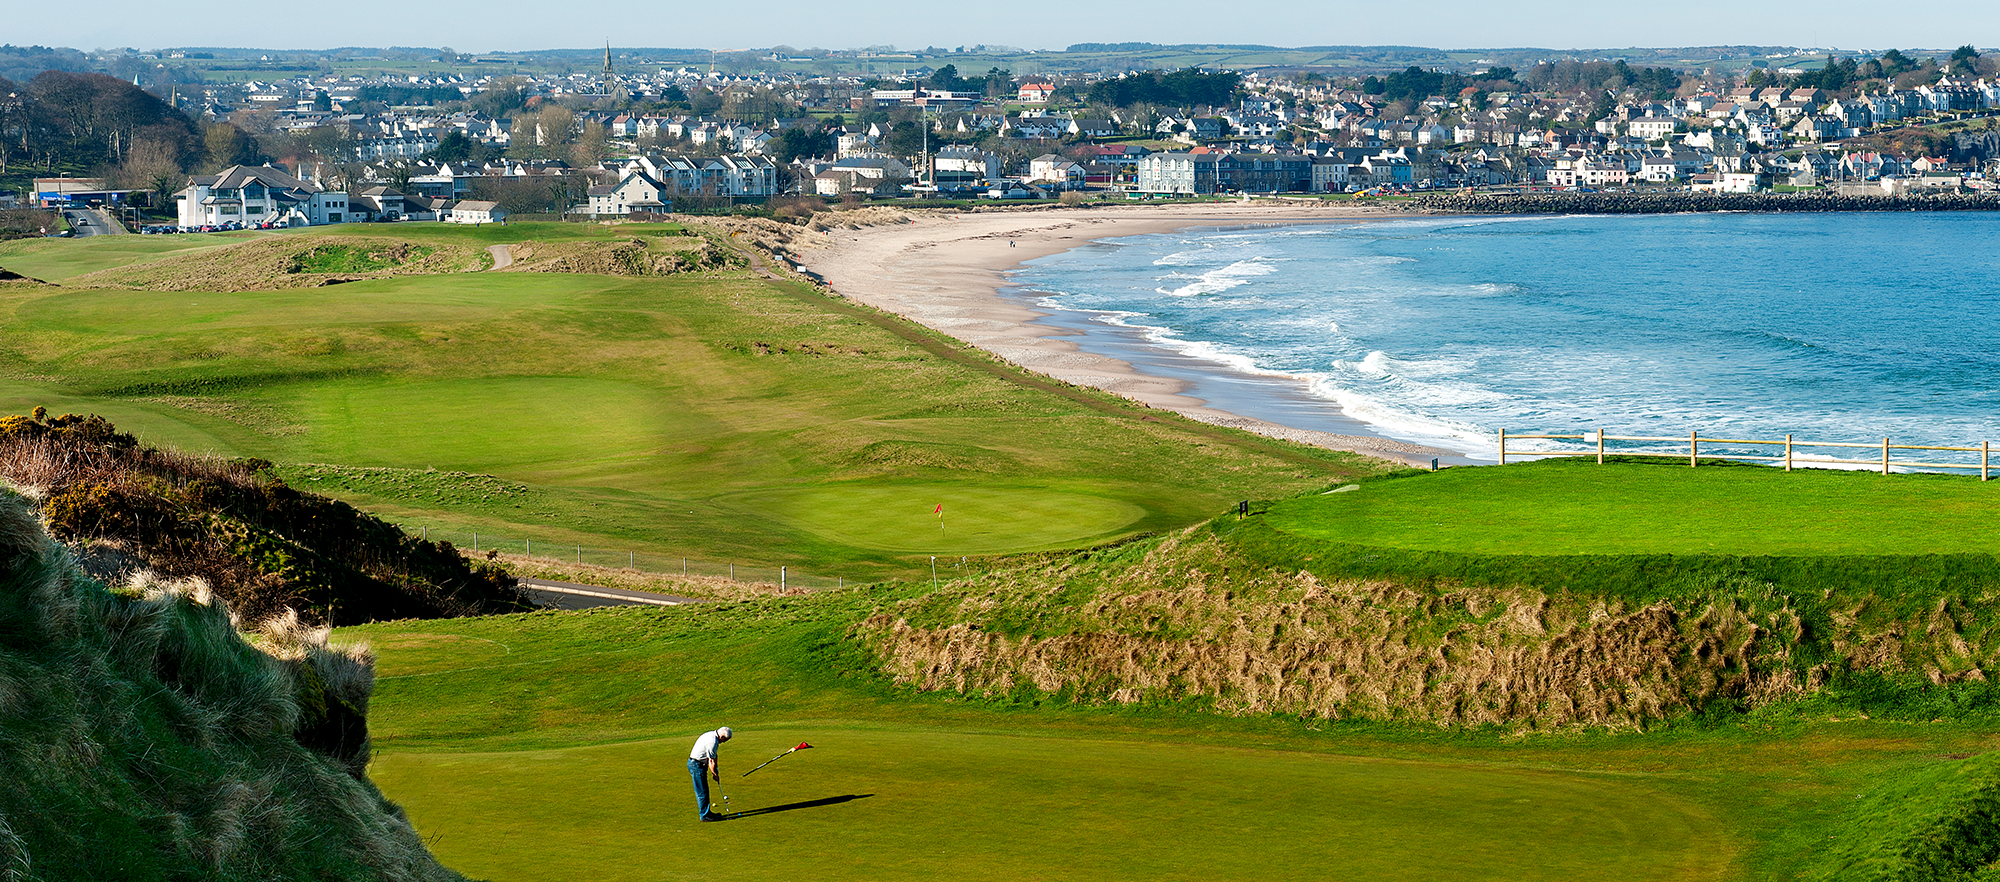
left=742, top=741, right=814, bottom=777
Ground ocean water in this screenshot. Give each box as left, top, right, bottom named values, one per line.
left=1009, top=212, right=2000, bottom=463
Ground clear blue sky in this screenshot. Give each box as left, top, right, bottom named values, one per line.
left=16, top=0, right=1999, bottom=56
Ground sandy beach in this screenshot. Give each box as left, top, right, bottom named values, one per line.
left=796, top=201, right=1457, bottom=466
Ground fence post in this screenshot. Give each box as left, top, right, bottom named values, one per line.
left=1497, top=428, right=1507, bottom=465
left=630, top=551, right=635, bottom=568
left=781, top=566, right=786, bottom=591
left=474, top=532, right=478, bottom=552
left=1690, top=430, right=1698, bottom=468
left=1785, top=434, right=1793, bottom=472
left=1985, top=441, right=1990, bottom=482
left=526, top=539, right=530, bottom=556
left=1596, top=427, right=1605, bottom=465
left=1882, top=437, right=1890, bottom=475
left=577, top=545, right=581, bottom=564
left=729, top=563, right=734, bottom=581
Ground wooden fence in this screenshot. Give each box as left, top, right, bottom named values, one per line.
left=1497, top=428, right=1996, bottom=480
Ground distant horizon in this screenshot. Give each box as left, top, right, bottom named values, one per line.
left=21, top=41, right=1998, bottom=58
left=12, top=0, right=1999, bottom=61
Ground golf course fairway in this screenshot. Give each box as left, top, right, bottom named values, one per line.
left=355, top=608, right=1736, bottom=882
left=369, top=727, right=1728, bottom=882
left=0, top=224, right=1377, bottom=578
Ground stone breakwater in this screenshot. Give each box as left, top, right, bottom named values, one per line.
left=1401, top=191, right=2000, bottom=214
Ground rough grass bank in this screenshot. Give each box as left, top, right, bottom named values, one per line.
left=0, top=489, right=462, bottom=881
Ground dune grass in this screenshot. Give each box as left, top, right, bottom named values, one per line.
left=343, top=595, right=1999, bottom=882
left=0, top=228, right=1375, bottom=578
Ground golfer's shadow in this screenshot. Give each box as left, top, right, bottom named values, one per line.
left=727, top=794, right=872, bottom=820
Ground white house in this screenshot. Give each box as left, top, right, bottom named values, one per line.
left=1310, top=156, right=1351, bottom=192
left=1028, top=154, right=1085, bottom=188
left=447, top=200, right=507, bottom=224
left=1629, top=117, right=1679, bottom=140
left=587, top=171, right=670, bottom=215
left=175, top=164, right=347, bottom=227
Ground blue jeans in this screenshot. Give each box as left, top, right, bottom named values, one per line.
left=689, top=758, right=713, bottom=817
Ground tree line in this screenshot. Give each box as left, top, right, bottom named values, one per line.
left=0, top=70, right=295, bottom=206
left=1086, top=68, right=1241, bottom=108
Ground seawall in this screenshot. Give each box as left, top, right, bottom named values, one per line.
left=1403, top=191, right=2000, bottom=214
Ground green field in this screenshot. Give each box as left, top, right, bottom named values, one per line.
left=345, top=592, right=1994, bottom=882
left=0, top=224, right=1375, bottom=578
left=1269, top=457, right=2000, bottom=556
left=0, top=230, right=277, bottom=282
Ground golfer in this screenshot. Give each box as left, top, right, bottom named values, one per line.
left=689, top=726, right=733, bottom=821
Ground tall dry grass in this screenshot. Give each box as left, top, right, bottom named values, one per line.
left=855, top=525, right=1998, bottom=730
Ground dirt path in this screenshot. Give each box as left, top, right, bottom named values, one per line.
left=486, top=244, right=513, bottom=270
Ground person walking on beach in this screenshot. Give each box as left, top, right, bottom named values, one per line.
left=689, top=726, right=733, bottom=821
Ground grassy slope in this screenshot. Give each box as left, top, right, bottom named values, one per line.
left=0, top=223, right=1379, bottom=579
left=0, top=491, right=464, bottom=881
left=343, top=595, right=2000, bottom=882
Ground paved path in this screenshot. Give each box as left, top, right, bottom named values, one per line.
left=516, top=576, right=703, bottom=610
left=486, top=244, right=514, bottom=270
left=62, top=207, right=127, bottom=237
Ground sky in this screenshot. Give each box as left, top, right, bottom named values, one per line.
left=15, top=0, right=2000, bottom=56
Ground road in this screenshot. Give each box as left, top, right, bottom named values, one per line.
left=515, top=576, right=704, bottom=610
left=61, top=207, right=128, bottom=237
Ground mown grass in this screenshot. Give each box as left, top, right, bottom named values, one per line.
left=0, top=226, right=1377, bottom=578
left=1238, top=458, right=2000, bottom=625
left=344, top=596, right=2000, bottom=882
left=0, top=229, right=278, bottom=282
left=1269, top=457, right=2000, bottom=556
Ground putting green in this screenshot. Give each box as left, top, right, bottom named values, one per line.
left=369, top=726, right=1730, bottom=882
left=1268, top=459, right=2000, bottom=556
left=726, top=483, right=1149, bottom=553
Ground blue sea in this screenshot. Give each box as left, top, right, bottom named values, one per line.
left=1008, top=212, right=2000, bottom=463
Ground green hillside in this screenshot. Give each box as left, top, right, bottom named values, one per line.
left=0, top=223, right=1381, bottom=581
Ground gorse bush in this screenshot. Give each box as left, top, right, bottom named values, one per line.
left=0, top=411, right=535, bottom=625
left=0, top=488, right=465, bottom=881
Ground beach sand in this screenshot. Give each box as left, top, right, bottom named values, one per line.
left=797, top=201, right=1457, bottom=467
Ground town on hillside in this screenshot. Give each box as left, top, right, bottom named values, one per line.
left=5, top=45, right=2000, bottom=233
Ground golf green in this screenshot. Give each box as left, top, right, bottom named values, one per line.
left=1267, top=459, right=2000, bottom=556
left=370, top=726, right=1730, bottom=882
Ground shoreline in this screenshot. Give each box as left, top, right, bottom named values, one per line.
left=797, top=202, right=1460, bottom=467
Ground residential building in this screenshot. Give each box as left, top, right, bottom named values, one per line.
left=175, top=165, right=345, bottom=227
left=447, top=200, right=507, bottom=224
left=1137, top=152, right=1311, bottom=194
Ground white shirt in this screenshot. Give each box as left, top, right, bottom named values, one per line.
left=690, top=730, right=723, bottom=761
